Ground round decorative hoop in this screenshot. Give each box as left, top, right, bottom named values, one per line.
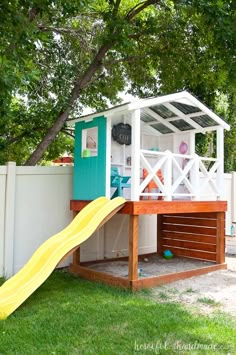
left=179, top=141, right=188, bottom=154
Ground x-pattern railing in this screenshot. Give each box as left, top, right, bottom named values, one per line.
left=139, top=149, right=221, bottom=200
left=198, top=158, right=220, bottom=195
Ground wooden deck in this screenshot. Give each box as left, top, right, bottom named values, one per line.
left=69, top=200, right=227, bottom=290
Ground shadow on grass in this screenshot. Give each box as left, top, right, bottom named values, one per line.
left=0, top=270, right=235, bottom=354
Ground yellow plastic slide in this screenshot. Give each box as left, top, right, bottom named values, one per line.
left=0, top=196, right=125, bottom=320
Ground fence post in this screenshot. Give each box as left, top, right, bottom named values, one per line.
left=216, top=126, right=224, bottom=200
left=231, top=172, right=236, bottom=224
left=0, top=165, right=7, bottom=277
left=4, top=162, right=16, bottom=277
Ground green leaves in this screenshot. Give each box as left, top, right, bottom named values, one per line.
left=0, top=0, right=235, bottom=166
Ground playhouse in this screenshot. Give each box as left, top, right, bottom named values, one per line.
left=70, top=91, right=230, bottom=290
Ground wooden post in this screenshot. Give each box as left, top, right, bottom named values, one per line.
left=128, top=215, right=139, bottom=281
left=216, top=211, right=225, bottom=264
left=72, top=211, right=80, bottom=267
left=73, top=248, right=80, bottom=266
left=157, top=215, right=163, bottom=255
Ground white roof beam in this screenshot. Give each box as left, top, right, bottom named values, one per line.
left=181, top=92, right=230, bottom=131
left=144, top=107, right=180, bottom=133
left=184, top=111, right=205, bottom=118
left=164, top=102, right=203, bottom=131
left=193, top=126, right=220, bottom=134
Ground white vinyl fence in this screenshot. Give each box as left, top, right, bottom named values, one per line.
left=0, top=162, right=73, bottom=277
left=0, top=162, right=234, bottom=278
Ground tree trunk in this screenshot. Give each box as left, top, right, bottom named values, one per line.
left=24, top=42, right=113, bottom=165
left=24, top=107, right=72, bottom=166
left=24, top=0, right=159, bottom=165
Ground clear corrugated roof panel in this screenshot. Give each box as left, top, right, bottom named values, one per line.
left=150, top=105, right=176, bottom=119
left=73, top=91, right=230, bottom=133
left=170, top=101, right=201, bottom=114
left=191, top=114, right=219, bottom=128
left=151, top=123, right=174, bottom=134
left=141, top=110, right=154, bottom=123
left=170, top=119, right=194, bottom=131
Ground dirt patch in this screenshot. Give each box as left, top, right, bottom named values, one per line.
left=150, top=255, right=236, bottom=317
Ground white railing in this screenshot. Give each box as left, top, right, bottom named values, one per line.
left=139, top=150, right=222, bottom=201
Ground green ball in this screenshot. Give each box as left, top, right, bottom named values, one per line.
left=163, top=249, right=173, bottom=259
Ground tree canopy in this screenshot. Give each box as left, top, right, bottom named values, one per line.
left=0, top=0, right=235, bottom=169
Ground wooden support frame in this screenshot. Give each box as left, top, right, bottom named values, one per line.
left=157, top=214, right=163, bottom=256
left=216, top=211, right=225, bottom=264
left=130, top=263, right=227, bottom=290
left=69, top=200, right=227, bottom=290
left=128, top=215, right=139, bottom=281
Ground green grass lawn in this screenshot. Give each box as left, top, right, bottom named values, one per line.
left=0, top=270, right=235, bottom=354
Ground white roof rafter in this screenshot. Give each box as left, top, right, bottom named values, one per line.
left=143, top=107, right=180, bottom=133
left=70, top=91, right=230, bottom=134
left=163, top=102, right=203, bottom=131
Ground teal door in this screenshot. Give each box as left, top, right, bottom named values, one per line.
left=73, top=116, right=107, bottom=200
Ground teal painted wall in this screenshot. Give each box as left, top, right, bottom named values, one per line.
left=73, top=116, right=107, bottom=200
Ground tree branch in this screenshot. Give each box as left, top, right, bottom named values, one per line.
left=113, top=0, right=122, bottom=16
left=24, top=0, right=159, bottom=165
left=126, top=0, right=159, bottom=21
left=62, top=128, right=75, bottom=138
left=28, top=7, right=40, bottom=22
left=6, top=127, right=45, bottom=146
left=6, top=132, right=27, bottom=145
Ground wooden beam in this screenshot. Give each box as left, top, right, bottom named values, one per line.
left=70, top=200, right=227, bottom=215
left=162, top=231, right=216, bottom=244
left=128, top=215, right=139, bottom=281
left=73, top=247, right=80, bottom=267
left=162, top=239, right=216, bottom=252
left=162, top=223, right=217, bottom=236
left=216, top=211, right=225, bottom=264
left=131, top=263, right=227, bottom=290
left=157, top=215, right=163, bottom=255
left=162, top=215, right=217, bottom=227
left=69, top=264, right=130, bottom=289
left=164, top=212, right=217, bottom=218
left=119, top=201, right=227, bottom=215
